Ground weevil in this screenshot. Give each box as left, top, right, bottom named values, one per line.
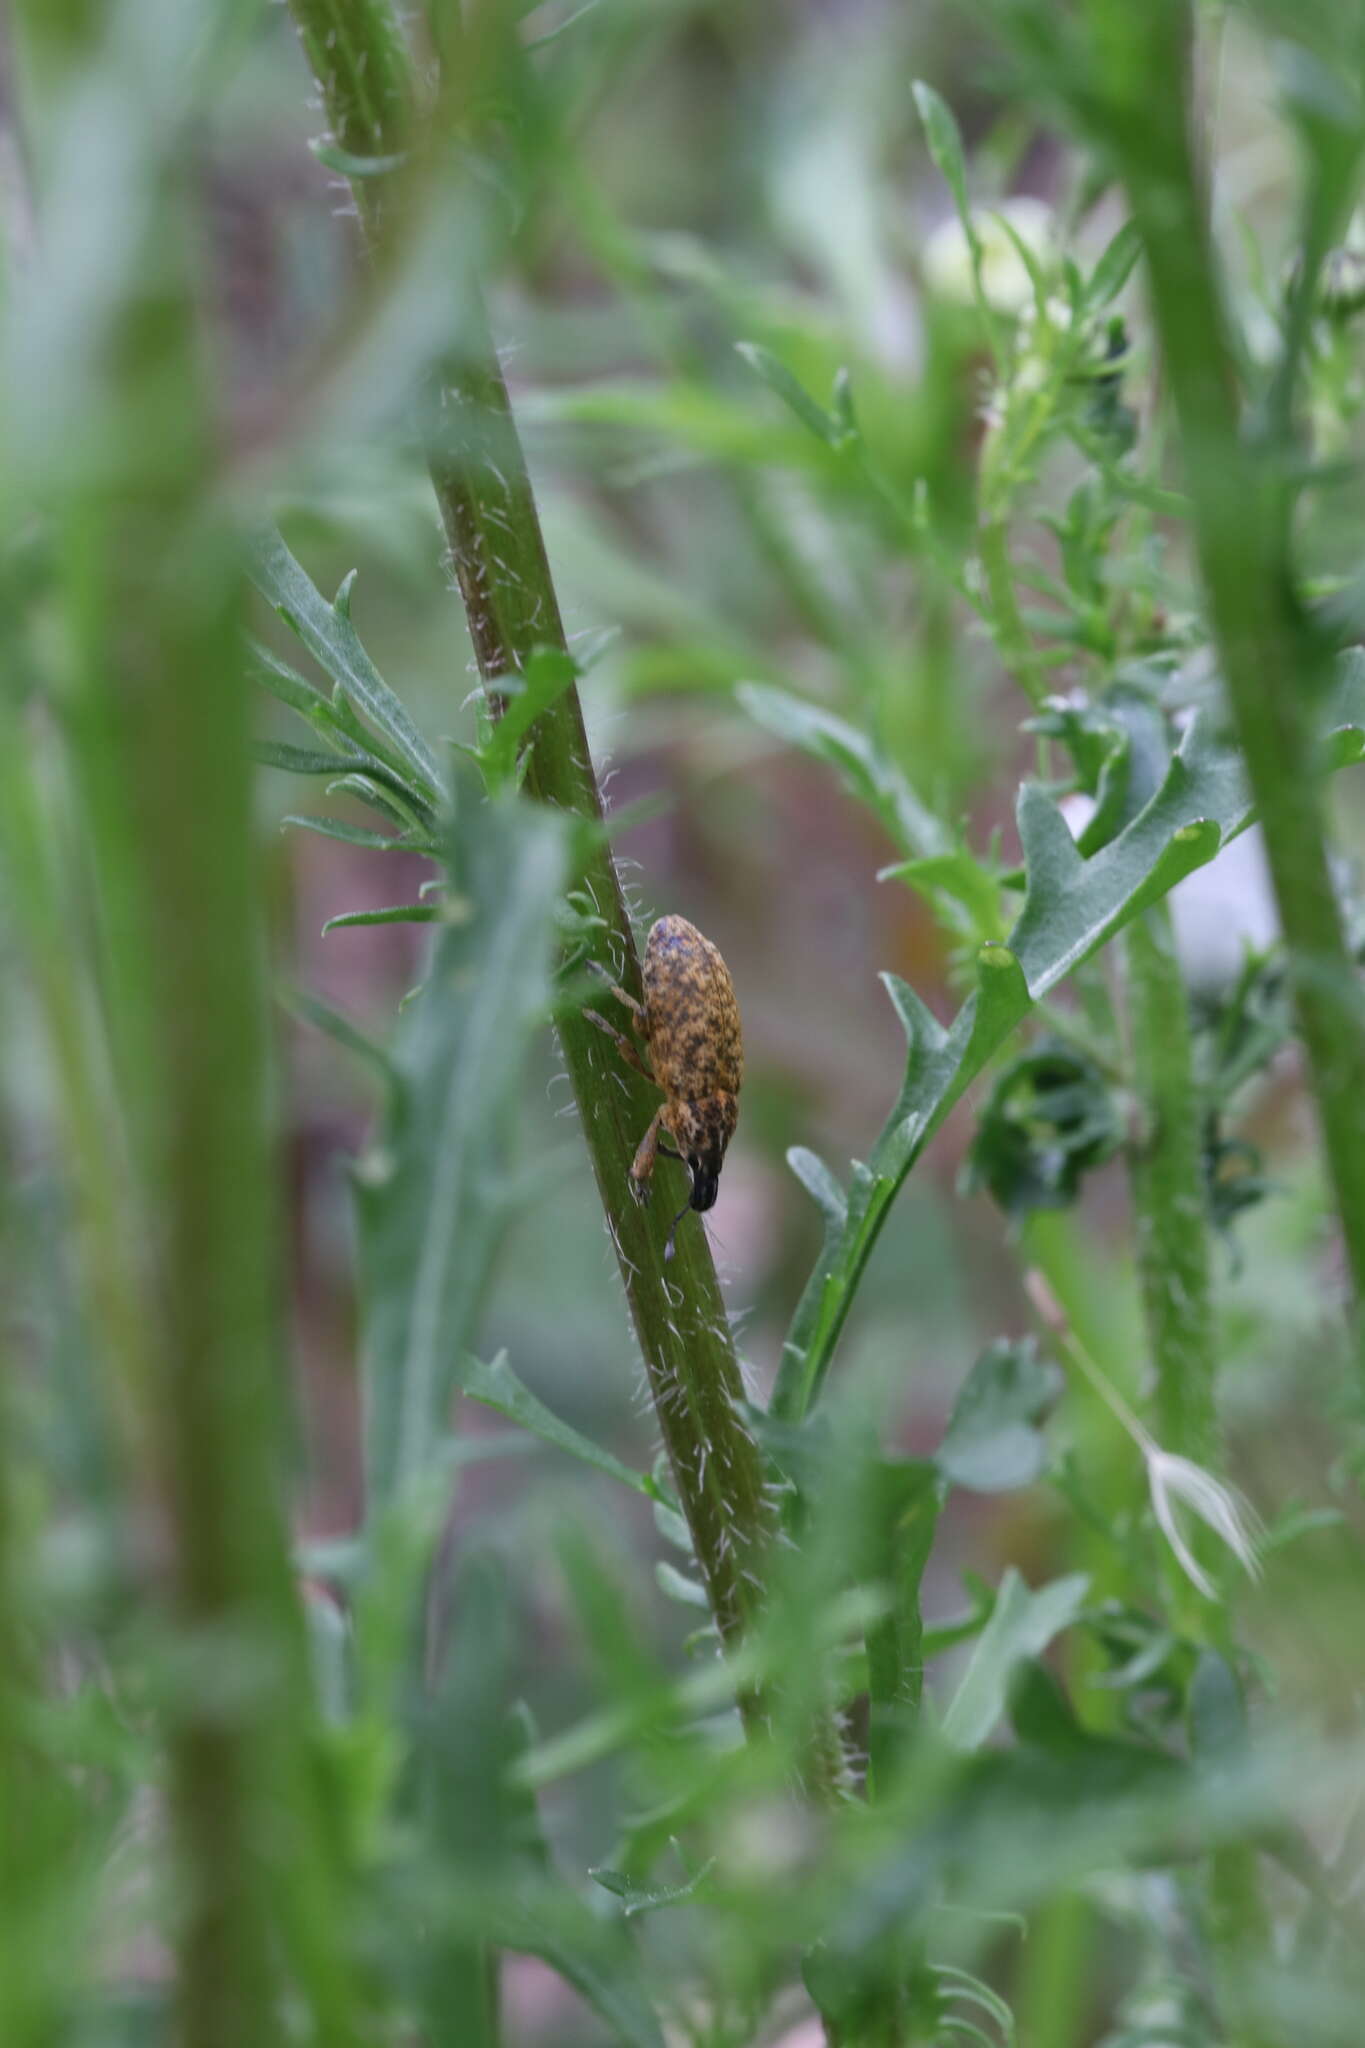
left=585, top=915, right=743, bottom=1259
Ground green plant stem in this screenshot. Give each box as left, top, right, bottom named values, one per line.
left=0, top=1320, right=79, bottom=2047
left=287, top=0, right=779, bottom=1711
left=1124, top=904, right=1217, bottom=1472
left=1079, top=13, right=1295, bottom=2030
left=11, top=15, right=361, bottom=2037
left=978, top=516, right=1048, bottom=709
left=1098, top=0, right=1365, bottom=1352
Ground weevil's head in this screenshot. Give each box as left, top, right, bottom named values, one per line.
left=669, top=1092, right=739, bottom=1214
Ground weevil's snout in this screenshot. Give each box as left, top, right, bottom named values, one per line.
left=670, top=1094, right=737, bottom=1205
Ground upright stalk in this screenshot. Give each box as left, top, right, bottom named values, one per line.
left=11, top=11, right=361, bottom=2040
left=1081, top=11, right=1311, bottom=2034
left=1092, top=0, right=1365, bottom=1345
left=287, top=0, right=777, bottom=1694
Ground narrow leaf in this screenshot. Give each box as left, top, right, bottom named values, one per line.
left=786, top=1146, right=848, bottom=1227
left=912, top=81, right=973, bottom=237
left=460, top=1350, right=660, bottom=1498
left=481, top=647, right=580, bottom=782
left=282, top=814, right=437, bottom=854
left=942, top=1569, right=1090, bottom=1750
left=254, top=738, right=431, bottom=819
left=322, top=905, right=440, bottom=933
left=1089, top=218, right=1143, bottom=305
left=738, top=682, right=949, bottom=860
left=248, top=635, right=329, bottom=715
left=735, top=342, right=839, bottom=446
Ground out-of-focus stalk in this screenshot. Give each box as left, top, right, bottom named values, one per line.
left=9, top=7, right=362, bottom=2041
left=1091, top=0, right=1365, bottom=1352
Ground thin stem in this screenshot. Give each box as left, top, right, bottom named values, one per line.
left=1124, top=904, right=1217, bottom=1470
left=978, top=516, right=1049, bottom=710
left=286, top=0, right=780, bottom=1712
left=1026, top=1270, right=1154, bottom=1455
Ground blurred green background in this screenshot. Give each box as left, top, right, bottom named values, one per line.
left=5, top=1, right=1365, bottom=2042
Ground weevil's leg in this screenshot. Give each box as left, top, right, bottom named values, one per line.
left=629, top=1104, right=668, bottom=1205
left=585, top=959, right=648, bottom=1032
left=584, top=1009, right=657, bottom=1084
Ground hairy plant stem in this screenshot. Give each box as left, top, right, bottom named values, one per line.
left=1095, top=0, right=1365, bottom=1357
left=287, top=0, right=781, bottom=1721
left=1078, top=10, right=1301, bottom=2033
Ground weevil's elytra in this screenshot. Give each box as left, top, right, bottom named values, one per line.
left=585, top=915, right=743, bottom=1258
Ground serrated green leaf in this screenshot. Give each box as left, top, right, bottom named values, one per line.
left=460, top=1349, right=661, bottom=1499
left=942, top=1570, right=1090, bottom=1750
left=773, top=676, right=1365, bottom=1418
left=249, top=529, right=444, bottom=800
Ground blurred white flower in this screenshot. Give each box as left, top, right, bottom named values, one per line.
left=1170, top=826, right=1278, bottom=993
left=1146, top=1448, right=1264, bottom=1601
left=922, top=196, right=1055, bottom=314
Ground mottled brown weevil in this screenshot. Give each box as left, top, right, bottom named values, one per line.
left=585, top=915, right=743, bottom=1260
